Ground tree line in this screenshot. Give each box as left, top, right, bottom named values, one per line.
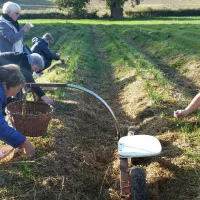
left=53, top=0, right=142, bottom=19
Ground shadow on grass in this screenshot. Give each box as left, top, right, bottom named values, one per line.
left=148, top=157, right=200, bottom=200
left=2, top=21, right=200, bottom=199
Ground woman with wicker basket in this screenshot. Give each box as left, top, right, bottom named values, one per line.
left=0, top=64, right=35, bottom=157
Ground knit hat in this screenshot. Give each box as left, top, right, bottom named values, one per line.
left=42, top=33, right=54, bottom=43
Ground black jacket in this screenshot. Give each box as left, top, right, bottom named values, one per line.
left=31, top=37, right=60, bottom=67
left=0, top=52, right=45, bottom=97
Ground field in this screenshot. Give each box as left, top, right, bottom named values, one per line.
left=2, top=0, right=200, bottom=19
left=1, top=17, right=200, bottom=199
left=11, top=0, right=200, bottom=13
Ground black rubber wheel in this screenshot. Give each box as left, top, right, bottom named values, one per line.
left=130, top=166, right=148, bottom=200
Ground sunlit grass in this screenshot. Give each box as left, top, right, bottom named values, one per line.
left=20, top=16, right=200, bottom=25
left=2, top=17, right=200, bottom=199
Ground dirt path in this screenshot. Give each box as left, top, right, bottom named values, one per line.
left=42, top=25, right=128, bottom=200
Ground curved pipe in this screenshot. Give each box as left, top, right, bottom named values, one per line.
left=26, top=83, right=120, bottom=140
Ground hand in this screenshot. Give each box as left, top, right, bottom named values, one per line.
left=21, top=139, right=35, bottom=157
left=26, top=22, right=34, bottom=27
left=23, top=23, right=31, bottom=33
left=174, top=110, right=188, bottom=118
left=56, top=53, right=60, bottom=56
left=41, top=95, right=54, bottom=105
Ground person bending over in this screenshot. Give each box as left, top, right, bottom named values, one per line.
left=0, top=64, right=35, bottom=156
left=0, top=52, right=54, bottom=105
left=31, top=32, right=60, bottom=73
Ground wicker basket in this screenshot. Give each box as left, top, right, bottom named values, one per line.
left=0, top=145, right=15, bottom=164
left=6, top=101, right=53, bottom=137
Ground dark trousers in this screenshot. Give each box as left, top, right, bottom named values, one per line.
left=38, top=60, right=52, bottom=73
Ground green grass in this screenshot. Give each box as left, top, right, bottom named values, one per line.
left=2, top=17, right=200, bottom=199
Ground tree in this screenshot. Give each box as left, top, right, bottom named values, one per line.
left=105, top=0, right=141, bottom=9
left=106, top=0, right=142, bottom=19
left=131, top=0, right=141, bottom=7
left=53, top=0, right=141, bottom=19
left=53, top=0, right=89, bottom=17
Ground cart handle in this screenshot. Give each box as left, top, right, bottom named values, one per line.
left=26, top=83, right=120, bottom=140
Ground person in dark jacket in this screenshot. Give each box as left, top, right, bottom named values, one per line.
left=0, top=52, right=54, bottom=105
left=0, top=64, right=35, bottom=156
left=31, top=32, right=60, bottom=71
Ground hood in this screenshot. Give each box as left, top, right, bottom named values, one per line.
left=32, top=37, right=42, bottom=45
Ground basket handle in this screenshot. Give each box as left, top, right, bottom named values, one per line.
left=31, top=91, right=37, bottom=102
left=22, top=88, right=32, bottom=116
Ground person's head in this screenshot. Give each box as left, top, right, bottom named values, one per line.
left=28, top=53, right=44, bottom=72
left=2, top=1, right=21, bottom=21
left=42, top=33, right=54, bottom=44
left=0, top=64, right=25, bottom=98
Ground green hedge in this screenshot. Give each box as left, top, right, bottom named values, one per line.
left=1, top=9, right=200, bottom=19
left=0, top=9, right=100, bottom=19
left=21, top=12, right=68, bottom=19
left=125, top=9, right=200, bottom=18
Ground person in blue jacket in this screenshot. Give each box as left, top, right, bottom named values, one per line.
left=0, top=64, right=35, bottom=156
left=31, top=32, right=60, bottom=73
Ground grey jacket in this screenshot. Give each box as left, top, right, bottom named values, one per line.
left=0, top=15, right=25, bottom=53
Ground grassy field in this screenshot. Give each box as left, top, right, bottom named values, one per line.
left=1, top=17, right=200, bottom=199
left=1, top=0, right=199, bottom=18
left=9, top=0, right=200, bottom=13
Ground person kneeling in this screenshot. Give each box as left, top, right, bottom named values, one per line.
left=31, top=32, right=60, bottom=74
left=0, top=64, right=35, bottom=156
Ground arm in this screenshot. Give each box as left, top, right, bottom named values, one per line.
left=23, top=69, right=45, bottom=98
left=174, top=93, right=200, bottom=117
left=0, top=102, right=35, bottom=156
left=0, top=103, right=26, bottom=148
left=0, top=23, right=25, bottom=43
left=21, top=59, right=54, bottom=105
left=25, top=71, right=54, bottom=105
left=41, top=95, right=54, bottom=105
left=39, top=42, right=60, bottom=60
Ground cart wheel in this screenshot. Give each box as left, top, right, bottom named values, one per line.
left=130, top=166, right=148, bottom=200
